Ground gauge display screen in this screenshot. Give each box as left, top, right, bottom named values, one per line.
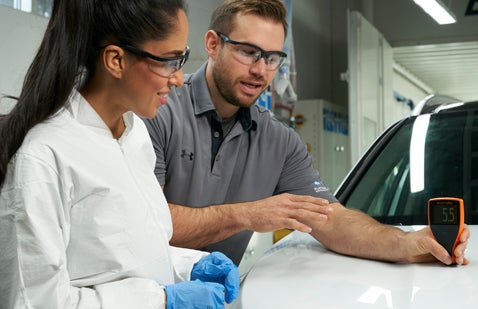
left=429, top=200, right=460, bottom=225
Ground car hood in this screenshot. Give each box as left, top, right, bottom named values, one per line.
left=237, top=225, right=478, bottom=309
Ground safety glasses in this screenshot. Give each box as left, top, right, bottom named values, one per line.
left=112, top=42, right=190, bottom=78
left=216, top=32, right=286, bottom=71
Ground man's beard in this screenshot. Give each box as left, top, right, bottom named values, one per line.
left=212, top=65, right=263, bottom=108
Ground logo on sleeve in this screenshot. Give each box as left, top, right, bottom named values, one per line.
left=313, top=180, right=328, bottom=193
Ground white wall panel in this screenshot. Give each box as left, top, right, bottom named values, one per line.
left=0, top=6, right=47, bottom=114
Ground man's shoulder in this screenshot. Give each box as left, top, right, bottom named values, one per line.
left=163, top=82, right=194, bottom=114
left=169, top=76, right=193, bottom=100
left=250, top=105, right=295, bottom=132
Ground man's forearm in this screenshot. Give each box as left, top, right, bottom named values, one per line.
left=168, top=203, right=246, bottom=249
left=310, top=203, right=409, bottom=262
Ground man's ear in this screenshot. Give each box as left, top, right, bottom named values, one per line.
left=102, top=45, right=125, bottom=79
left=205, top=30, right=221, bottom=58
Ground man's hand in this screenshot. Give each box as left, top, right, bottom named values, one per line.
left=405, top=224, right=470, bottom=265
left=238, top=193, right=333, bottom=233
left=168, top=194, right=333, bottom=250
left=299, top=203, right=470, bottom=265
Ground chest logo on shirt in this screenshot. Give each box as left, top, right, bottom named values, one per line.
left=181, top=149, right=194, bottom=161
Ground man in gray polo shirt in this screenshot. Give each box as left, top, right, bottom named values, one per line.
left=144, top=0, right=469, bottom=267
left=145, top=59, right=334, bottom=264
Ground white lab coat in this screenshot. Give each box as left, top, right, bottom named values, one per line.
left=0, top=90, right=207, bottom=309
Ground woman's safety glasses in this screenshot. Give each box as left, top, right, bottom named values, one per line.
left=112, top=43, right=190, bottom=78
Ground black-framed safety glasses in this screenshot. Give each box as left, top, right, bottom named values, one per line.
left=112, top=42, right=190, bottom=78
left=216, top=31, right=287, bottom=71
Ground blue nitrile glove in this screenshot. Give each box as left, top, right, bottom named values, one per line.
left=190, top=251, right=240, bottom=303
left=164, top=279, right=225, bottom=309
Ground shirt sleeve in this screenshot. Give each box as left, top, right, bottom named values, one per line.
left=169, top=246, right=209, bottom=282
left=276, top=127, right=338, bottom=203
left=142, top=109, right=171, bottom=186
left=0, top=154, right=167, bottom=309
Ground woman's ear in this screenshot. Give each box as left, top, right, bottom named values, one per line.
left=102, top=45, right=125, bottom=79
left=205, top=30, right=221, bottom=58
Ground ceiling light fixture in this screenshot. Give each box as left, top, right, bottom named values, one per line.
left=413, top=0, right=457, bottom=24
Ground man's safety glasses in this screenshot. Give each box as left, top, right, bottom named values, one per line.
left=216, top=32, right=287, bottom=71
left=112, top=43, right=190, bottom=78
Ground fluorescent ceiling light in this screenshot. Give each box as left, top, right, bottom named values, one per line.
left=414, top=0, right=457, bottom=24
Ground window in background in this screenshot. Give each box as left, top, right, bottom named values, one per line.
left=1, top=0, right=52, bottom=17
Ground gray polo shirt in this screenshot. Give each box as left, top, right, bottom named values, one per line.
left=144, top=62, right=337, bottom=265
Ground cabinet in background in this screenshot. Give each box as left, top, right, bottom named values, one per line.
left=294, top=99, right=350, bottom=193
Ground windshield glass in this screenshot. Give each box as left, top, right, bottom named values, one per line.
left=344, top=109, right=478, bottom=225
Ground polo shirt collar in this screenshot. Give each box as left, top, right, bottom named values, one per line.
left=237, top=107, right=256, bottom=131
left=189, top=61, right=257, bottom=131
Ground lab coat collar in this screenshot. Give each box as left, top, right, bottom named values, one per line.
left=66, top=89, right=134, bottom=139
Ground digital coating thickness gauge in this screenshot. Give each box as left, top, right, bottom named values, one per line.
left=428, top=197, right=465, bottom=264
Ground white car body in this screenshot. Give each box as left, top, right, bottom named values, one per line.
left=234, top=97, right=478, bottom=308
left=238, top=226, right=477, bottom=308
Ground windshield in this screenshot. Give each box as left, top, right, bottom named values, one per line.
left=344, top=110, right=478, bottom=225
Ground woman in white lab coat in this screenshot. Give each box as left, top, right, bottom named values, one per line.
left=0, top=0, right=238, bottom=308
